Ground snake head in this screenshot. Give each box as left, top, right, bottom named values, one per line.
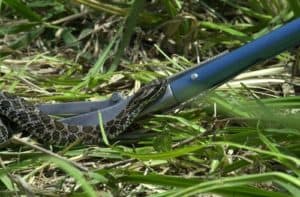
left=128, top=79, right=167, bottom=108
left=105, top=79, right=167, bottom=139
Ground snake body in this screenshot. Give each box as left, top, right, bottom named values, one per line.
left=0, top=80, right=167, bottom=146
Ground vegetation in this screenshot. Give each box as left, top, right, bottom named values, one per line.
left=0, top=0, right=299, bottom=196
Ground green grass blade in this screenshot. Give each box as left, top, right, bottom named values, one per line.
left=0, top=22, right=37, bottom=36
left=98, top=112, right=110, bottom=146
left=74, top=0, right=126, bottom=16
left=257, top=128, right=280, bottom=154
left=9, top=26, right=44, bottom=50
left=118, top=173, right=200, bottom=187
left=72, top=29, right=121, bottom=91
left=123, top=144, right=206, bottom=160
left=170, top=172, right=300, bottom=197
left=3, top=0, right=42, bottom=22
left=116, top=172, right=293, bottom=197
left=0, top=174, right=14, bottom=191
left=154, top=44, right=185, bottom=70
left=161, top=0, right=181, bottom=17
left=287, top=0, right=300, bottom=16
left=200, top=21, right=250, bottom=40
left=49, top=157, right=97, bottom=197
left=109, top=0, right=146, bottom=72
left=214, top=141, right=300, bottom=166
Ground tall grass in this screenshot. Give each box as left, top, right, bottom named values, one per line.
left=0, top=0, right=299, bottom=196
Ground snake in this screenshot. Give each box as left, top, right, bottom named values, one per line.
left=0, top=79, right=167, bottom=146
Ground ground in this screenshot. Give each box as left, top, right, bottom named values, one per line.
left=0, top=0, right=299, bottom=196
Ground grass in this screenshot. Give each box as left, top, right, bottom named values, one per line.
left=0, top=0, right=300, bottom=196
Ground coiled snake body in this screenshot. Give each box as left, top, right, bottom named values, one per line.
left=0, top=80, right=167, bottom=146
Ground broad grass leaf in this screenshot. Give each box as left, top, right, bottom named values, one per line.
left=3, top=0, right=42, bottom=22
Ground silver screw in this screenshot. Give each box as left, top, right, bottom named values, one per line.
left=191, top=73, right=199, bottom=80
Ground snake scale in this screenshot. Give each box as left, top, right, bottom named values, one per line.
left=0, top=79, right=167, bottom=146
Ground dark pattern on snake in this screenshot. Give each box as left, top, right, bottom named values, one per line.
left=0, top=80, right=167, bottom=146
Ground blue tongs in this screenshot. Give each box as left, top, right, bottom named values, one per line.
left=38, top=18, right=300, bottom=126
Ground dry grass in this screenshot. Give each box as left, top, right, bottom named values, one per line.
left=0, top=0, right=299, bottom=196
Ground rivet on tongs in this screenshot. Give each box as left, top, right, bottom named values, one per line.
left=190, top=73, right=198, bottom=80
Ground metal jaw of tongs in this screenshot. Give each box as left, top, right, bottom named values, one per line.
left=37, top=18, right=300, bottom=126
left=37, top=83, right=178, bottom=126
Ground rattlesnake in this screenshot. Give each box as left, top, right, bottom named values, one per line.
left=0, top=79, right=167, bottom=146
